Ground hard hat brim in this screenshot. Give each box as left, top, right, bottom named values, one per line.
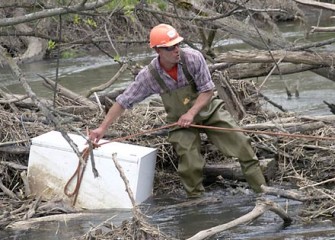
left=156, top=36, right=184, bottom=48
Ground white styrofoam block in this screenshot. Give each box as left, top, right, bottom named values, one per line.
left=27, top=131, right=157, bottom=209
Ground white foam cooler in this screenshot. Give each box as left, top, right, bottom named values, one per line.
left=27, top=130, right=157, bottom=209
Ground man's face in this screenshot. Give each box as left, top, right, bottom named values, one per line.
left=157, top=43, right=180, bottom=65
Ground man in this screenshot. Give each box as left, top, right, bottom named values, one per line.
left=89, top=23, right=266, bottom=197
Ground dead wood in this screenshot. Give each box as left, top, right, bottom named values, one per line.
left=0, top=88, right=19, bottom=112
left=142, top=0, right=335, bottom=83
left=186, top=198, right=292, bottom=240
left=142, top=1, right=290, bottom=50
left=0, top=179, right=18, bottom=199
left=0, top=145, right=29, bottom=155
left=20, top=171, right=30, bottom=197
left=56, top=105, right=95, bottom=114
left=7, top=212, right=97, bottom=230
left=261, top=185, right=327, bottom=201
left=24, top=196, right=42, bottom=220
left=215, top=50, right=335, bottom=68
left=311, top=26, right=335, bottom=33
left=0, top=0, right=114, bottom=28
left=214, top=48, right=335, bottom=85
left=0, top=93, right=52, bottom=109
left=294, top=0, right=335, bottom=11
left=209, top=62, right=320, bottom=79
left=204, top=158, right=277, bottom=182
left=0, top=94, right=29, bottom=104
left=39, top=74, right=97, bottom=110
left=244, top=121, right=325, bottom=133
left=84, top=63, right=128, bottom=98
left=213, top=71, right=246, bottom=120
left=0, top=161, right=27, bottom=170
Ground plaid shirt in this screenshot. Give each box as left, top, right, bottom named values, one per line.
left=116, top=47, right=214, bottom=109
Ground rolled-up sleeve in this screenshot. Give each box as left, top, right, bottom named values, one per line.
left=116, top=68, right=155, bottom=109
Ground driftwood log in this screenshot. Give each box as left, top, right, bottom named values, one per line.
left=39, top=74, right=97, bottom=110
left=204, top=158, right=277, bottom=183
left=216, top=50, right=335, bottom=70
left=187, top=197, right=292, bottom=240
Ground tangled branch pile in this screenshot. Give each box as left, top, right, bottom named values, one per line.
left=0, top=78, right=335, bottom=239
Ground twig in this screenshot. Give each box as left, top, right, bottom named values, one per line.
left=299, top=177, right=335, bottom=190
left=0, top=179, right=18, bottom=199
left=111, top=153, right=165, bottom=238
left=257, top=55, right=285, bottom=92
left=0, top=161, right=27, bottom=170
left=20, top=171, right=31, bottom=197
left=0, top=139, right=30, bottom=147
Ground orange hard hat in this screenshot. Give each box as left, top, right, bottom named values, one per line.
left=149, top=24, right=184, bottom=48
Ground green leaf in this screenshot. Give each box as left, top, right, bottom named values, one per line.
left=48, top=40, right=56, bottom=50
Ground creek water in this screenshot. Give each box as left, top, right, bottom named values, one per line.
left=1, top=192, right=335, bottom=239
left=1, top=17, right=335, bottom=240
left=2, top=29, right=335, bottom=117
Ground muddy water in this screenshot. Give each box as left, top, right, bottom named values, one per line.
left=148, top=192, right=335, bottom=239
left=2, top=191, right=335, bottom=239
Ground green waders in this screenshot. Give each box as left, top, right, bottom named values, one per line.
left=148, top=53, right=266, bottom=196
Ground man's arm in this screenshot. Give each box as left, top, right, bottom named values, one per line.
left=178, top=90, right=214, bottom=127
left=89, top=102, right=125, bottom=143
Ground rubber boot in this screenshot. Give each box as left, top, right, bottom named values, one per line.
left=241, top=162, right=266, bottom=193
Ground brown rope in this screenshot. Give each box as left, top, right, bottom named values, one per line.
left=64, top=121, right=335, bottom=206
left=99, top=122, right=179, bottom=146
left=190, top=124, right=335, bottom=141
left=63, top=147, right=90, bottom=206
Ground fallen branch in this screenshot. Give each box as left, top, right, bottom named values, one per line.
left=0, top=161, right=27, bottom=170
left=0, top=140, right=29, bottom=147
left=85, top=63, right=129, bottom=98
left=294, top=0, right=335, bottom=11
left=216, top=50, right=335, bottom=67
left=187, top=198, right=292, bottom=240
left=38, top=74, right=97, bottom=110
left=20, top=171, right=31, bottom=197
left=310, top=26, right=335, bottom=33
left=0, top=179, right=18, bottom=199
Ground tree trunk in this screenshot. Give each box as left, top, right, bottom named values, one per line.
left=215, top=50, right=335, bottom=66
left=215, top=50, right=335, bottom=82
left=209, top=62, right=319, bottom=79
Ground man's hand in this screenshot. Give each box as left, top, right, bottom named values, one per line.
left=177, top=112, right=194, bottom=128
left=177, top=90, right=214, bottom=128
left=89, top=127, right=106, bottom=143
left=89, top=102, right=126, bottom=143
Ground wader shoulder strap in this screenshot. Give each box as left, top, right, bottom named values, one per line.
left=148, top=50, right=197, bottom=93
left=180, top=50, right=196, bottom=90
left=148, top=63, right=170, bottom=93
